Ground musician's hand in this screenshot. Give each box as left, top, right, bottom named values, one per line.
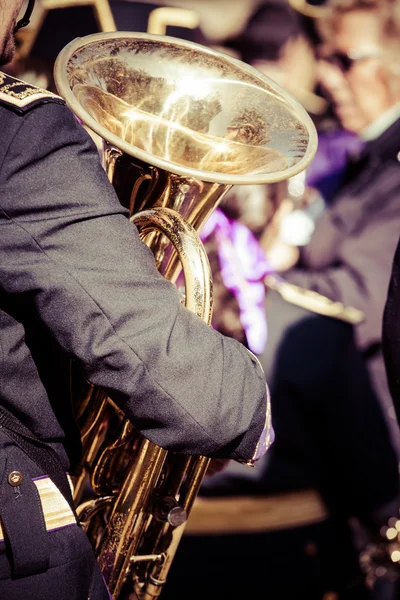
left=266, top=241, right=300, bottom=272
left=206, top=458, right=230, bottom=476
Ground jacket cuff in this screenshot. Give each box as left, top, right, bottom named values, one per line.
left=235, top=383, right=274, bottom=466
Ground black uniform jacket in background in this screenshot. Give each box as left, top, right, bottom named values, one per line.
left=0, top=86, right=267, bottom=471
left=286, top=118, right=400, bottom=452
left=286, top=117, right=400, bottom=353
left=383, top=233, right=400, bottom=425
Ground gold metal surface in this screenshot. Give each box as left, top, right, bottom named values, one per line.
left=54, top=32, right=317, bottom=186
left=54, top=32, right=318, bottom=600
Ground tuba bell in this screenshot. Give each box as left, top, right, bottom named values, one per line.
left=54, top=32, right=317, bottom=599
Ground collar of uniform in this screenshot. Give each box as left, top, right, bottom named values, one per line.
left=0, top=71, right=64, bottom=114
left=360, top=103, right=400, bottom=142
left=361, top=114, right=400, bottom=164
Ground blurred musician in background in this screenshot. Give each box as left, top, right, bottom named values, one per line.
left=280, top=0, right=400, bottom=451
left=251, top=0, right=400, bottom=454
left=239, top=0, right=400, bottom=452
left=162, top=185, right=398, bottom=600
left=162, top=0, right=400, bottom=598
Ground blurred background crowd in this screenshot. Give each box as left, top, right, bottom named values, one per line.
left=5, top=0, right=400, bottom=598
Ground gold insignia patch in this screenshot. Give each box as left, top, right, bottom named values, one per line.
left=0, top=72, right=64, bottom=112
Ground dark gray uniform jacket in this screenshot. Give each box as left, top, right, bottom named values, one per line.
left=286, top=118, right=400, bottom=451
left=286, top=117, right=400, bottom=354
left=0, top=78, right=267, bottom=472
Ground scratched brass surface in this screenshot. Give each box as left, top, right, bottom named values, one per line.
left=55, top=32, right=317, bottom=185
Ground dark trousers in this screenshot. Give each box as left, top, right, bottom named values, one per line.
left=162, top=293, right=399, bottom=600
left=0, top=524, right=110, bottom=600
left=161, top=519, right=371, bottom=600
left=0, top=427, right=110, bottom=599
left=257, top=291, right=400, bottom=516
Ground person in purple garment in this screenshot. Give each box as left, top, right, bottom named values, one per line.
left=160, top=186, right=388, bottom=599
left=277, top=0, right=400, bottom=452
left=161, top=1, right=400, bottom=598
left=257, top=0, right=400, bottom=593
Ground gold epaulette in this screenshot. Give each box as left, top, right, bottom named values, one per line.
left=0, top=72, right=64, bottom=114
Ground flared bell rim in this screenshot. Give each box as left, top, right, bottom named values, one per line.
left=54, top=31, right=318, bottom=186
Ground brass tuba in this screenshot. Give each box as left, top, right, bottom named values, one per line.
left=54, top=32, right=317, bottom=599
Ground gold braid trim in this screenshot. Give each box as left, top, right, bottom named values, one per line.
left=0, top=72, right=63, bottom=109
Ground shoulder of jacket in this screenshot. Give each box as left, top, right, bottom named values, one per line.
left=0, top=72, right=65, bottom=115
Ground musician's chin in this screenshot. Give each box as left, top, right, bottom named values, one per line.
left=0, top=33, right=17, bottom=67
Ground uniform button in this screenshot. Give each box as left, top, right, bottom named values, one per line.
left=8, top=471, right=23, bottom=487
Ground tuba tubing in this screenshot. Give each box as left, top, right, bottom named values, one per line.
left=76, top=208, right=213, bottom=599
left=54, top=31, right=318, bottom=599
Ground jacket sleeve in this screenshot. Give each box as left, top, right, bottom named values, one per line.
left=383, top=238, right=400, bottom=421
left=284, top=189, right=400, bottom=350
left=0, top=102, right=269, bottom=462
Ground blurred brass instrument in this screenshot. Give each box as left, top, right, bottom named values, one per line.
left=265, top=275, right=365, bottom=324
left=54, top=32, right=317, bottom=599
